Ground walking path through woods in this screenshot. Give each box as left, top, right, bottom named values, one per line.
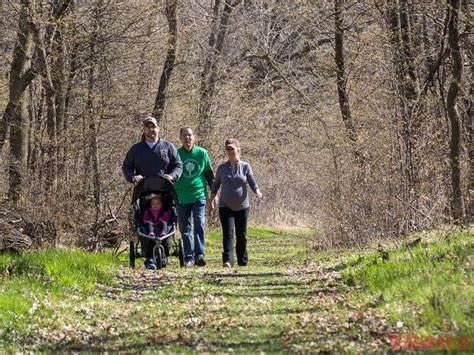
left=13, top=228, right=403, bottom=352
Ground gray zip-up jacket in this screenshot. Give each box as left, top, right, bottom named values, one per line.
left=122, top=139, right=182, bottom=182
left=211, top=160, right=259, bottom=211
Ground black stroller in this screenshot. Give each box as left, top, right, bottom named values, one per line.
left=129, top=176, right=185, bottom=269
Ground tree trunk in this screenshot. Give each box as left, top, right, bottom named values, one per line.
left=8, top=97, right=29, bottom=202
left=334, top=0, right=357, bottom=143
left=398, top=0, right=419, bottom=97
left=387, top=0, right=421, bottom=207
left=85, top=0, right=103, bottom=224
left=52, top=23, right=67, bottom=177
left=152, top=0, right=178, bottom=124
left=197, top=0, right=241, bottom=145
left=447, top=0, right=466, bottom=223
left=30, top=86, right=45, bottom=180
left=2, top=0, right=71, bottom=151
left=63, top=42, right=80, bottom=188
left=1, top=0, right=70, bottom=199
left=87, top=70, right=101, bottom=225
left=5, top=0, right=33, bottom=202
left=465, top=1, right=473, bottom=224
left=27, top=6, right=62, bottom=192
left=399, top=0, right=420, bottom=197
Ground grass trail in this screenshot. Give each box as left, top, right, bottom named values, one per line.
left=1, top=227, right=472, bottom=352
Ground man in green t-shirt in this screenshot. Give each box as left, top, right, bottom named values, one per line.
left=175, top=127, right=214, bottom=267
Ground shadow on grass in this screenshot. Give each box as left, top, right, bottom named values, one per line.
left=108, top=270, right=291, bottom=293
left=41, top=331, right=176, bottom=352
left=205, top=334, right=285, bottom=352
left=204, top=271, right=287, bottom=278
left=207, top=279, right=306, bottom=287
left=210, top=287, right=338, bottom=300
left=246, top=305, right=324, bottom=317
left=107, top=266, right=338, bottom=302
left=42, top=329, right=285, bottom=353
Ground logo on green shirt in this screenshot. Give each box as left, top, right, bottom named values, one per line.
left=183, top=159, right=200, bottom=178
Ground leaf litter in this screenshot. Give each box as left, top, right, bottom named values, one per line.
left=4, top=232, right=400, bottom=352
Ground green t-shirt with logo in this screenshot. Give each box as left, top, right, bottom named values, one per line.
left=175, top=145, right=213, bottom=204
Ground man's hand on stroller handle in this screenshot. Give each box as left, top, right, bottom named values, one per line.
left=132, top=175, right=144, bottom=184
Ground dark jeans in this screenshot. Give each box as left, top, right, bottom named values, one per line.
left=219, top=207, right=249, bottom=266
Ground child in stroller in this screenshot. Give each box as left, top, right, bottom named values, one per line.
left=129, top=176, right=185, bottom=270
left=142, top=193, right=169, bottom=238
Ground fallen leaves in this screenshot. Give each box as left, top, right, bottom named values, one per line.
left=2, top=232, right=402, bottom=353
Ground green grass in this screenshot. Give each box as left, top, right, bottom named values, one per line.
left=341, top=231, right=473, bottom=337
left=0, top=249, right=119, bottom=336
left=0, top=227, right=472, bottom=352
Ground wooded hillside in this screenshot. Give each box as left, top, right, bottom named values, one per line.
left=1, top=0, right=472, bottom=247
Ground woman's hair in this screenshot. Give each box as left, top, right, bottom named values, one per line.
left=225, top=138, right=240, bottom=149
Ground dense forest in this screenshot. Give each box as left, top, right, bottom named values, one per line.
left=0, top=0, right=472, bottom=248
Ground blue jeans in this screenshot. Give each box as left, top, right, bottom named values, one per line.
left=177, top=199, right=206, bottom=262
left=219, top=207, right=249, bottom=266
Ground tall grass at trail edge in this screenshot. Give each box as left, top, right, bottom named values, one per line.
left=341, top=231, right=473, bottom=337
left=0, top=249, right=119, bottom=333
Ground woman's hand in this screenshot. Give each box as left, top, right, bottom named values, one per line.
left=207, top=204, right=215, bottom=216
left=207, top=199, right=217, bottom=216
left=208, top=193, right=217, bottom=215
left=256, top=189, right=263, bottom=199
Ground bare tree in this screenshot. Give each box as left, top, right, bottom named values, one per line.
left=28, top=0, right=71, bottom=192
left=5, top=0, right=33, bottom=202
left=52, top=22, right=67, bottom=177
left=2, top=0, right=71, bottom=201
left=462, top=0, right=473, bottom=224
left=152, top=0, right=178, bottom=123
left=387, top=0, right=421, bottom=202
left=334, top=0, right=356, bottom=143
left=447, top=0, right=466, bottom=223
left=82, top=0, right=108, bottom=224
left=1, top=0, right=470, bottom=247
left=197, top=0, right=241, bottom=145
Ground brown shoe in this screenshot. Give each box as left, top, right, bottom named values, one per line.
left=223, top=262, right=232, bottom=268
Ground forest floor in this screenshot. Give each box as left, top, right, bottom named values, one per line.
left=1, top=227, right=472, bottom=352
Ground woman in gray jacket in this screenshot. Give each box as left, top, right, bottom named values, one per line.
left=208, top=138, right=262, bottom=267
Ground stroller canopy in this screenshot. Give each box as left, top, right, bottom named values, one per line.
left=131, top=176, right=178, bottom=203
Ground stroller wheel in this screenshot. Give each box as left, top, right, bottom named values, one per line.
left=153, top=244, right=165, bottom=270
left=178, top=238, right=185, bottom=268
left=129, top=240, right=135, bottom=268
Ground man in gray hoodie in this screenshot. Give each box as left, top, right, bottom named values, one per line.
left=123, top=116, right=182, bottom=269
